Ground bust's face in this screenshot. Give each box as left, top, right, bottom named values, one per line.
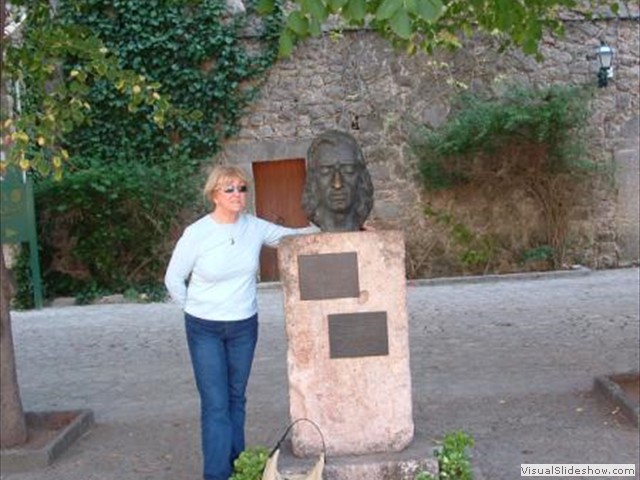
left=313, top=142, right=360, bottom=214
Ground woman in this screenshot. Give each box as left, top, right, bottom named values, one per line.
left=164, top=165, right=317, bottom=480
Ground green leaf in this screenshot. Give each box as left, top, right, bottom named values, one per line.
left=327, top=0, right=349, bottom=12
left=71, top=108, right=86, bottom=124
left=376, top=0, right=401, bottom=21
left=415, top=0, right=444, bottom=21
left=494, top=0, right=513, bottom=31
left=344, top=0, right=367, bottom=21
left=522, top=21, right=542, bottom=54
left=302, top=0, right=329, bottom=22
left=522, top=36, right=538, bottom=55
left=389, top=8, right=412, bottom=39
left=278, top=30, right=295, bottom=57
left=309, top=17, right=322, bottom=36
left=287, top=11, right=309, bottom=35
left=256, top=0, right=275, bottom=14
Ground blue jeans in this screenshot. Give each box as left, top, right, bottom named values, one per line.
left=185, top=313, right=258, bottom=480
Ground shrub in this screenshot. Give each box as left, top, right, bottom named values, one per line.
left=230, top=446, right=270, bottom=480
left=412, top=84, right=592, bottom=191
left=416, top=430, right=475, bottom=480
left=31, top=161, right=202, bottom=301
left=410, top=84, right=597, bottom=270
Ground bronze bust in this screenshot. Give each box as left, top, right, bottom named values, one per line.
left=302, top=130, right=374, bottom=232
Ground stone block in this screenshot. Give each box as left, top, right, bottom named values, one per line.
left=278, top=231, right=414, bottom=457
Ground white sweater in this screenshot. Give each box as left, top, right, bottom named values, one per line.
left=164, top=213, right=316, bottom=321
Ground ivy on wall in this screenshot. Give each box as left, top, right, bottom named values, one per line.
left=57, top=0, right=283, bottom=166
left=12, top=0, right=284, bottom=307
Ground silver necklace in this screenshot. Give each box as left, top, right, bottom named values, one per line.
left=229, top=221, right=238, bottom=245
left=227, top=223, right=235, bottom=245
left=212, top=212, right=238, bottom=245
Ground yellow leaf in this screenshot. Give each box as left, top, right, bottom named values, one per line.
left=70, top=69, right=80, bottom=78
left=52, top=156, right=62, bottom=168
left=3, top=119, right=12, bottom=128
left=61, top=149, right=69, bottom=160
left=152, top=114, right=164, bottom=127
left=12, top=131, right=29, bottom=143
left=37, top=136, right=46, bottom=146
left=133, top=85, right=142, bottom=94
left=19, top=158, right=30, bottom=170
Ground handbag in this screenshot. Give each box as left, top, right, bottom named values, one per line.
left=261, top=418, right=326, bottom=480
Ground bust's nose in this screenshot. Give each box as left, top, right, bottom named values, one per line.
left=331, top=169, right=343, bottom=189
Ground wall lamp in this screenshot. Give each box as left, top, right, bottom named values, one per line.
left=596, top=41, right=614, bottom=88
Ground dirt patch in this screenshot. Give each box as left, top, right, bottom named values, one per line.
left=594, top=373, right=640, bottom=427
left=613, top=375, right=640, bottom=405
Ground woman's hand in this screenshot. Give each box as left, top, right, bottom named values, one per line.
left=361, top=221, right=376, bottom=231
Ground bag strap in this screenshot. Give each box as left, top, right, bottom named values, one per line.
left=268, top=418, right=326, bottom=460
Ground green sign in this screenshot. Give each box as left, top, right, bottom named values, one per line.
left=1, top=167, right=44, bottom=309
left=1, top=168, right=31, bottom=242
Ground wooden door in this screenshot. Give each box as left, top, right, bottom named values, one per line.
left=252, top=159, right=308, bottom=281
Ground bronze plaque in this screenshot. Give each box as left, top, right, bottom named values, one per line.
left=298, top=252, right=359, bottom=300
left=328, top=312, right=389, bottom=358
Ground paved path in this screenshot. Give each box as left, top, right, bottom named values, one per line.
left=1, top=267, right=639, bottom=479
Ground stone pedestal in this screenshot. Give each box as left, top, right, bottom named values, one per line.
left=278, top=231, right=413, bottom=457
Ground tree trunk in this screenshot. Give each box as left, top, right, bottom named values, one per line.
left=1, top=0, right=28, bottom=449
left=0, top=249, right=27, bottom=448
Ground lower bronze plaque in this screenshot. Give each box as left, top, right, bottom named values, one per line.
left=298, top=252, right=359, bottom=300
left=328, top=311, right=389, bottom=358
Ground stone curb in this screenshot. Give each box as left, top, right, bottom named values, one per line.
left=258, top=266, right=593, bottom=291
left=43, top=267, right=594, bottom=308
left=0, top=409, right=94, bottom=473
left=406, top=265, right=592, bottom=287
left=593, top=372, right=640, bottom=427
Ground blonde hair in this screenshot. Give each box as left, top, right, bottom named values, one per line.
left=203, top=165, right=250, bottom=208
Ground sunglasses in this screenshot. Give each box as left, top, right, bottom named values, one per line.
left=220, top=185, right=248, bottom=194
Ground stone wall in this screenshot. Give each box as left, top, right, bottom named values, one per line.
left=2, top=10, right=637, bottom=277
left=220, top=14, right=639, bottom=273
